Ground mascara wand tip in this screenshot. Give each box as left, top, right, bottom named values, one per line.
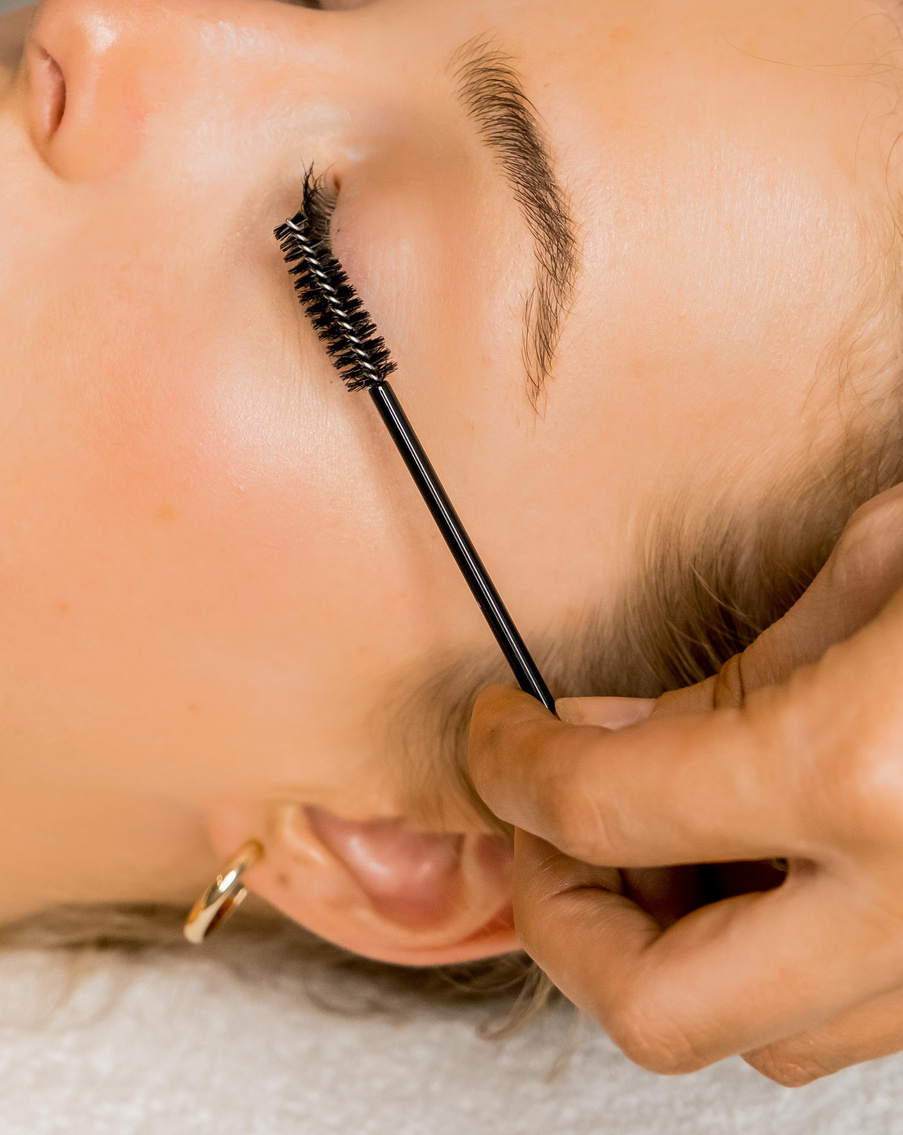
left=275, top=173, right=397, bottom=392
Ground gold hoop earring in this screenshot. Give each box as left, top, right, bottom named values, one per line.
left=184, top=840, right=264, bottom=944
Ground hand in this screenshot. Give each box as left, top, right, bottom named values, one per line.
left=468, top=484, right=903, bottom=1085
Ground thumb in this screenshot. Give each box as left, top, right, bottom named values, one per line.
left=560, top=482, right=903, bottom=725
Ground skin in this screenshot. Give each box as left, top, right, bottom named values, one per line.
left=0, top=0, right=900, bottom=1072
left=469, top=484, right=903, bottom=1084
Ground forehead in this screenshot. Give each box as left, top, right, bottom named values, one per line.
left=517, top=0, right=889, bottom=201
left=496, top=0, right=887, bottom=184
left=510, top=0, right=890, bottom=377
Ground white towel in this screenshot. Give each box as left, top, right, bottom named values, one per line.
left=0, top=943, right=897, bottom=1135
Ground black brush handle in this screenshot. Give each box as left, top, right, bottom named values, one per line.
left=368, top=381, right=555, bottom=713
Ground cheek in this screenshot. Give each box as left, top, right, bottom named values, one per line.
left=0, top=226, right=435, bottom=783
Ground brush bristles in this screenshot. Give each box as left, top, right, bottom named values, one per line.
left=275, top=176, right=397, bottom=392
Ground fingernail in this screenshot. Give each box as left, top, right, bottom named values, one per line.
left=555, top=697, right=656, bottom=729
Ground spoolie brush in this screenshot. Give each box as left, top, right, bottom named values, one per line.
left=275, top=171, right=555, bottom=712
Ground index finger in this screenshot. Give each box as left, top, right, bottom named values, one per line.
left=467, top=684, right=804, bottom=867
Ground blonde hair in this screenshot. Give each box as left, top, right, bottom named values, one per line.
left=0, top=901, right=555, bottom=1037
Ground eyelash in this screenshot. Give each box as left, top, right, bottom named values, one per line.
left=299, top=166, right=339, bottom=247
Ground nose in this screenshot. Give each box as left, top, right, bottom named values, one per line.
left=25, top=0, right=157, bottom=181
left=24, top=0, right=352, bottom=185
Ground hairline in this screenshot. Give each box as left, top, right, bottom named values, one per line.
left=384, top=436, right=902, bottom=831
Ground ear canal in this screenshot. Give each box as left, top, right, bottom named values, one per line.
left=304, top=806, right=464, bottom=930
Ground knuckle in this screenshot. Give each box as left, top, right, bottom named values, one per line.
left=712, top=654, right=745, bottom=710
left=830, top=494, right=903, bottom=591
left=810, top=723, right=903, bottom=846
left=537, top=780, right=602, bottom=862
left=528, top=741, right=615, bottom=863
left=781, top=666, right=903, bottom=848
left=745, top=1045, right=836, bottom=1088
left=606, top=982, right=710, bottom=1076
left=554, top=791, right=623, bottom=865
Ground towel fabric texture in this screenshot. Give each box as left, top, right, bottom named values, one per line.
left=0, top=942, right=899, bottom=1134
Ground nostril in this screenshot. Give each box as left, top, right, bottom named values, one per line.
left=24, top=14, right=142, bottom=183
left=31, top=45, right=67, bottom=140
left=39, top=48, right=67, bottom=137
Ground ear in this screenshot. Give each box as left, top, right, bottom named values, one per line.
left=206, top=799, right=518, bottom=966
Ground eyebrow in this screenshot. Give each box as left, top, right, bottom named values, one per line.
left=449, top=40, right=580, bottom=405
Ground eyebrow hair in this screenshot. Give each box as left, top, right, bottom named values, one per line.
left=449, top=40, right=579, bottom=405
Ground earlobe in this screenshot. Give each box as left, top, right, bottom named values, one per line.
left=205, top=798, right=519, bottom=966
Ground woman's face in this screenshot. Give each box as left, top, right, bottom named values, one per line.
left=0, top=0, right=893, bottom=963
